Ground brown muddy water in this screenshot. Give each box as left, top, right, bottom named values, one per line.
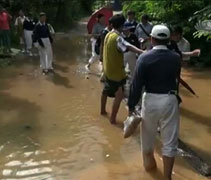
left=0, top=20, right=210, bottom=180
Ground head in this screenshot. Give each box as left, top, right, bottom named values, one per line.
left=19, top=10, right=24, bottom=17
left=40, top=12, right=46, bottom=23
left=127, top=10, right=135, bottom=22
left=108, top=18, right=113, bottom=31
left=110, top=14, right=126, bottom=32
left=97, top=14, right=105, bottom=25
left=171, top=26, right=183, bottom=42
left=150, top=25, right=170, bottom=46
left=141, top=14, right=149, bottom=25
left=122, top=22, right=134, bottom=36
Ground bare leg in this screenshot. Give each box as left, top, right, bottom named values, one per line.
left=143, top=152, right=157, bottom=171
left=110, top=87, right=123, bottom=124
left=101, top=92, right=108, bottom=115
left=163, top=156, right=175, bottom=180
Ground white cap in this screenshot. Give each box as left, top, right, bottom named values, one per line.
left=150, top=25, right=170, bottom=40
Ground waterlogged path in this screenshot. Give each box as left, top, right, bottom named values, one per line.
left=0, top=19, right=210, bottom=180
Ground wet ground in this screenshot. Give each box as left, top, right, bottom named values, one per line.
left=0, top=19, right=210, bottom=180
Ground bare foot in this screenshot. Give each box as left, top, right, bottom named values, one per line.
left=110, top=118, right=116, bottom=125
left=145, top=162, right=157, bottom=172
left=144, top=157, right=157, bottom=172
left=101, top=111, right=108, bottom=116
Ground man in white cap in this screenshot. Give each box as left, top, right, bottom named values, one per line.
left=128, top=25, right=181, bottom=180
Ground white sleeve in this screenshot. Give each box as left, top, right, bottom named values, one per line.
left=15, top=18, right=18, bottom=26
left=117, top=36, right=132, bottom=53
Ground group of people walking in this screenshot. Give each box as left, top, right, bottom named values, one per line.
left=86, top=11, right=200, bottom=180
left=0, top=7, right=54, bottom=75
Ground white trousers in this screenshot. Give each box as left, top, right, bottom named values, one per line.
left=124, top=51, right=137, bottom=81
left=24, top=30, right=33, bottom=50
left=140, top=92, right=180, bottom=157
left=88, top=38, right=99, bottom=64
left=38, top=38, right=53, bottom=70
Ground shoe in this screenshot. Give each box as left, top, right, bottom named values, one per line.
left=85, top=64, right=90, bottom=73
left=21, top=49, right=26, bottom=53
left=42, top=69, right=48, bottom=75
left=123, top=114, right=142, bottom=138
left=29, top=52, right=33, bottom=57
left=48, top=69, right=55, bottom=74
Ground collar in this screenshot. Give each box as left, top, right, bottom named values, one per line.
left=38, top=21, right=46, bottom=25
left=127, top=19, right=135, bottom=24
left=105, top=27, right=109, bottom=31
left=112, top=29, right=121, bottom=36
left=153, top=45, right=168, bottom=50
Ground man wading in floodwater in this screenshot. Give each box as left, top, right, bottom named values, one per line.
left=101, top=14, right=143, bottom=124
left=128, top=25, right=181, bottom=180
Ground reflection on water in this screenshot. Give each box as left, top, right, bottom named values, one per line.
left=0, top=20, right=210, bottom=180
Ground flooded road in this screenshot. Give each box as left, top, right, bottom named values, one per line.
left=0, top=19, right=210, bottom=180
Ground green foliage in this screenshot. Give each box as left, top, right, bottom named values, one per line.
left=123, top=0, right=211, bottom=66
left=191, top=5, right=211, bottom=41
left=123, top=0, right=204, bottom=26
left=1, top=0, right=96, bottom=31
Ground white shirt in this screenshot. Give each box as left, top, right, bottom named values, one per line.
left=153, top=45, right=168, bottom=50
left=177, top=37, right=190, bottom=61
left=15, top=16, right=25, bottom=26
left=135, top=22, right=153, bottom=40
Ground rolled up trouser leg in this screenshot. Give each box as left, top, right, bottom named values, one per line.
left=160, top=95, right=179, bottom=157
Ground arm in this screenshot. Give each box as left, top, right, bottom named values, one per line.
left=117, top=36, right=144, bottom=54
left=127, top=44, right=144, bottom=54
left=182, top=49, right=200, bottom=58
left=128, top=57, right=145, bottom=114
left=33, top=25, right=44, bottom=47
left=47, top=25, right=53, bottom=44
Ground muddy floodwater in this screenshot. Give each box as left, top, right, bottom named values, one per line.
left=0, top=20, right=210, bottom=180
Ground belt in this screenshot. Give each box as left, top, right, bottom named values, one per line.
left=146, top=90, right=178, bottom=95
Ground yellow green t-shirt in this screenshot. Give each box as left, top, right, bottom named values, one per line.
left=103, top=31, right=126, bottom=82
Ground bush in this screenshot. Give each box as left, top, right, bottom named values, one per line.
left=122, top=0, right=211, bottom=66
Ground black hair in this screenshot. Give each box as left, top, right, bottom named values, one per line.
left=152, top=37, right=169, bottom=45
left=108, top=17, right=112, bottom=25
left=127, top=10, right=135, bottom=16
left=110, top=14, right=125, bottom=29
left=172, top=26, right=183, bottom=35
left=142, top=14, right=149, bottom=21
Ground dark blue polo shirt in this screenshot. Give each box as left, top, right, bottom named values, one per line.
left=128, top=46, right=181, bottom=111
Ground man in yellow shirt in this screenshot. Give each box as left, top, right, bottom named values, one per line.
left=101, top=14, right=143, bottom=124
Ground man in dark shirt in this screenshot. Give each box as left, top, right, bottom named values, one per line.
left=33, top=12, right=53, bottom=74
left=128, top=25, right=181, bottom=180
left=122, top=22, right=140, bottom=83
left=125, top=10, right=138, bottom=33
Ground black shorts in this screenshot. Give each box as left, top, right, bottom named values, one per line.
left=103, top=77, right=126, bottom=98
